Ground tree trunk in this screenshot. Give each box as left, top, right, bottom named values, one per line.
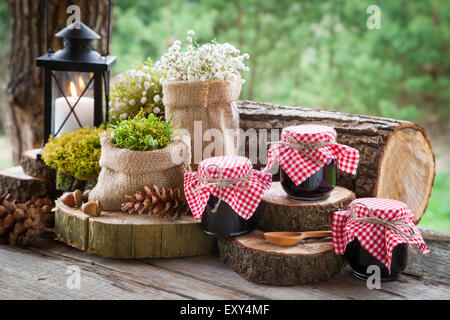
left=3, top=0, right=112, bottom=164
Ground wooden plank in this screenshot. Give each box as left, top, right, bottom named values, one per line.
left=27, top=239, right=255, bottom=300
left=0, top=244, right=184, bottom=300
left=405, top=240, right=450, bottom=283
left=2, top=237, right=449, bottom=300
left=146, top=251, right=450, bottom=300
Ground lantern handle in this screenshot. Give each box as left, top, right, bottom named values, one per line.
left=45, top=0, right=52, bottom=53
left=105, top=0, right=112, bottom=56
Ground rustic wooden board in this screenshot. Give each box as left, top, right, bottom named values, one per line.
left=257, top=183, right=355, bottom=231
left=0, top=243, right=184, bottom=300
left=55, top=200, right=215, bottom=259
left=2, top=237, right=447, bottom=300
left=218, top=230, right=345, bottom=285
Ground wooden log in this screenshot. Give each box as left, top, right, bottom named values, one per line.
left=218, top=230, right=344, bottom=285
left=257, top=183, right=355, bottom=232
left=0, top=166, right=56, bottom=201
left=238, top=100, right=435, bottom=223
left=55, top=200, right=215, bottom=259
left=20, top=148, right=56, bottom=179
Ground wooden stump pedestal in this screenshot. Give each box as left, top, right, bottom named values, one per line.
left=20, top=148, right=55, bottom=179
left=257, top=182, right=355, bottom=232
left=0, top=166, right=56, bottom=201
left=55, top=200, right=215, bottom=259
left=219, top=230, right=344, bottom=285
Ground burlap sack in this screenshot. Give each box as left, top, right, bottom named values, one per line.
left=89, top=133, right=191, bottom=211
left=162, top=78, right=241, bottom=170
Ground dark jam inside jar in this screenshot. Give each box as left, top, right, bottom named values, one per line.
left=344, top=238, right=408, bottom=281
left=280, top=159, right=337, bottom=201
left=201, top=195, right=256, bottom=238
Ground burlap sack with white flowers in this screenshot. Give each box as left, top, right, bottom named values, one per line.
left=89, top=133, right=191, bottom=211
left=162, top=78, right=241, bottom=170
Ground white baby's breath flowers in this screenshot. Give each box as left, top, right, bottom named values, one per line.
left=109, top=58, right=164, bottom=123
left=155, top=31, right=250, bottom=83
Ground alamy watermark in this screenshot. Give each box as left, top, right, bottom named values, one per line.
left=366, top=265, right=381, bottom=289
left=66, top=265, right=81, bottom=290
left=367, top=5, right=382, bottom=30
left=66, top=5, right=81, bottom=29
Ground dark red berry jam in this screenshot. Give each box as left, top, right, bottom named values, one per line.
left=344, top=238, right=408, bottom=281
left=280, top=159, right=337, bottom=201
left=201, top=195, right=256, bottom=238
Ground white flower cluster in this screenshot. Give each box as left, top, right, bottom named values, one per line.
left=154, top=30, right=250, bottom=83
left=110, top=58, right=164, bottom=123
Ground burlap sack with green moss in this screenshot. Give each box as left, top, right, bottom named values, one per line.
left=162, top=78, right=241, bottom=169
left=89, top=133, right=191, bottom=211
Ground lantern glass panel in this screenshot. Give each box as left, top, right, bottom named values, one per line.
left=51, top=71, right=95, bottom=137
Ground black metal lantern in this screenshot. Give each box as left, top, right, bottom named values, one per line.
left=36, top=0, right=116, bottom=145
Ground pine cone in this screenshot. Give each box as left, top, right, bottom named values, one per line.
left=122, top=185, right=189, bottom=220
left=0, top=194, right=54, bottom=247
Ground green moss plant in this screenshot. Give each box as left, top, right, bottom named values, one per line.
left=42, top=126, right=105, bottom=181
left=109, top=111, right=174, bottom=151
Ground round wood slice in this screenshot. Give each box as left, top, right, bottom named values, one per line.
left=55, top=200, right=215, bottom=259
left=256, top=183, right=355, bottom=232
left=218, top=230, right=344, bottom=285
left=0, top=166, right=57, bottom=201
left=20, top=148, right=56, bottom=179
left=238, top=101, right=435, bottom=223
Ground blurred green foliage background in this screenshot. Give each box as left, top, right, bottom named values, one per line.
left=0, top=0, right=448, bottom=230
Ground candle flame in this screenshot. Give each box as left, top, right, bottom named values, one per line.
left=69, top=81, right=78, bottom=98
left=78, top=76, right=86, bottom=91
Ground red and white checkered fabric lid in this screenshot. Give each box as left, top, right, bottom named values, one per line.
left=333, top=198, right=430, bottom=272
left=264, top=125, right=360, bottom=185
left=184, top=156, right=272, bottom=220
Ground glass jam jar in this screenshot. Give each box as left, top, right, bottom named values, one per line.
left=201, top=195, right=257, bottom=238
left=280, top=158, right=336, bottom=201
left=344, top=238, right=408, bottom=281
left=333, top=198, right=429, bottom=283
left=184, top=155, right=272, bottom=238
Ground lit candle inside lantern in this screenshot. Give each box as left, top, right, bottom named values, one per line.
left=54, top=79, right=94, bottom=136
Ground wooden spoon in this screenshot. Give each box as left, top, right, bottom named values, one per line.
left=263, top=231, right=332, bottom=247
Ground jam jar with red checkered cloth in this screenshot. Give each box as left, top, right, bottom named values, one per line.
left=184, top=156, right=272, bottom=238
left=333, top=198, right=430, bottom=281
left=265, top=125, right=360, bottom=201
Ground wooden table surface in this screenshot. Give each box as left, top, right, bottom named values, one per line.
left=1, top=229, right=449, bottom=300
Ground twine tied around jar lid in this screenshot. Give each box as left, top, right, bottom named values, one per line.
left=268, top=131, right=335, bottom=166
left=194, top=164, right=253, bottom=213
left=349, top=202, right=417, bottom=245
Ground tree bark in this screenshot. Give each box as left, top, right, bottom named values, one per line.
left=4, top=0, right=112, bottom=164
